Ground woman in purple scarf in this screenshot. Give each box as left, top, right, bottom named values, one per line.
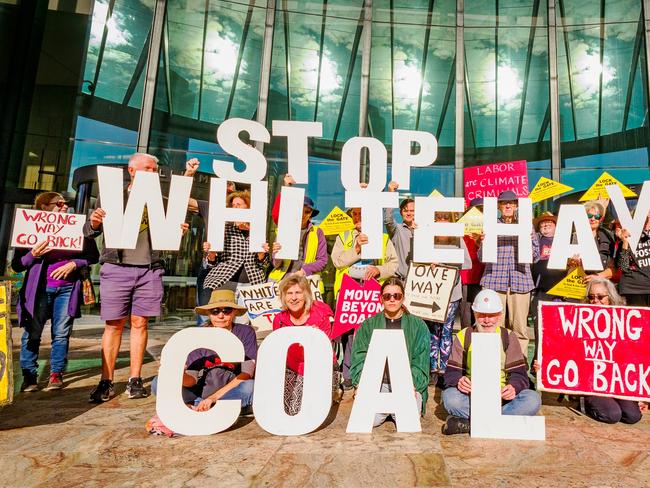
left=12, top=192, right=99, bottom=392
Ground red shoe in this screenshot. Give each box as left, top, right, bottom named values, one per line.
left=45, top=373, right=63, bottom=390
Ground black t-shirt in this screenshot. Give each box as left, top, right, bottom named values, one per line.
left=382, top=315, right=403, bottom=384
left=619, top=230, right=650, bottom=294
left=532, top=235, right=566, bottom=291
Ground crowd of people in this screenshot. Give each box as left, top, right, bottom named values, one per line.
left=13, top=153, right=648, bottom=435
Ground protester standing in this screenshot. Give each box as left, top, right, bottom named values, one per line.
left=13, top=192, right=99, bottom=391
left=85, top=153, right=183, bottom=402
left=479, top=190, right=540, bottom=359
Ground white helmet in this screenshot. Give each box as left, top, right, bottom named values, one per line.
left=472, top=289, right=503, bottom=314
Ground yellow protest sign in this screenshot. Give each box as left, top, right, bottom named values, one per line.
left=458, top=207, right=483, bottom=235
left=318, top=206, right=355, bottom=235
left=428, top=189, right=444, bottom=198
left=0, top=282, right=13, bottom=406
left=529, top=177, right=573, bottom=203
left=579, top=172, right=636, bottom=202
left=547, top=268, right=587, bottom=300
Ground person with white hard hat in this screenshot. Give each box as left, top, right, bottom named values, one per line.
left=440, top=289, right=541, bottom=435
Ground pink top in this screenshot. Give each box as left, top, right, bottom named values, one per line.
left=272, top=300, right=335, bottom=375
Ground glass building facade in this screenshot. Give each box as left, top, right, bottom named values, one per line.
left=1, top=0, right=650, bottom=319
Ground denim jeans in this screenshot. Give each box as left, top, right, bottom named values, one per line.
left=442, top=386, right=541, bottom=419
left=373, top=383, right=423, bottom=427
left=429, top=299, right=460, bottom=372
left=20, top=285, right=75, bottom=376
left=152, top=376, right=255, bottom=408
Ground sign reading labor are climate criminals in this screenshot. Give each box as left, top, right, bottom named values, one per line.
left=538, top=302, right=650, bottom=401
left=10, top=209, right=86, bottom=251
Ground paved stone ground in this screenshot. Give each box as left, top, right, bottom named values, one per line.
left=1, top=324, right=648, bottom=487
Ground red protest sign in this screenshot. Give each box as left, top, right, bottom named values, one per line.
left=538, top=302, right=650, bottom=401
left=332, top=275, right=383, bottom=339
left=10, top=209, right=86, bottom=251
left=463, top=160, right=528, bottom=207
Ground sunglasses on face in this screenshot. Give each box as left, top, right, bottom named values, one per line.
left=382, top=292, right=403, bottom=301
left=587, top=213, right=602, bottom=220
left=209, top=307, right=234, bottom=315
left=587, top=294, right=608, bottom=301
left=49, top=200, right=66, bottom=208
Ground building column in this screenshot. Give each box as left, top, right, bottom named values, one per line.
left=136, top=0, right=167, bottom=153
left=548, top=0, right=562, bottom=182
left=255, top=0, right=277, bottom=155
left=454, top=0, right=465, bottom=197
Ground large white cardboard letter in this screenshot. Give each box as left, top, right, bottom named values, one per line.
left=97, top=166, right=192, bottom=250
left=253, top=327, right=333, bottom=436
left=341, top=137, right=387, bottom=191
left=345, top=190, right=399, bottom=259
left=156, top=328, right=244, bottom=436
left=272, top=120, right=322, bottom=184
left=275, top=186, right=305, bottom=260
left=547, top=204, right=603, bottom=270
left=607, top=181, right=650, bottom=253
left=207, top=178, right=268, bottom=252
left=470, top=333, right=545, bottom=440
left=482, top=197, right=533, bottom=263
left=213, top=118, right=270, bottom=182
left=413, top=196, right=465, bottom=263
left=346, top=330, right=421, bottom=433
left=391, top=129, right=438, bottom=190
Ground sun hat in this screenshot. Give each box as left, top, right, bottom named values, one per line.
left=194, top=289, right=246, bottom=316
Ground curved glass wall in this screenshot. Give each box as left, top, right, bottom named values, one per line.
left=5, top=0, right=650, bottom=318
left=557, top=0, right=650, bottom=189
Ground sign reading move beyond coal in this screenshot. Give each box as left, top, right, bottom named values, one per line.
left=538, top=302, right=650, bottom=401
left=10, top=209, right=86, bottom=250
left=332, top=275, right=382, bottom=338
left=403, top=263, right=457, bottom=322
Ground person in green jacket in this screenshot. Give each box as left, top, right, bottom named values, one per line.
left=350, top=277, right=430, bottom=427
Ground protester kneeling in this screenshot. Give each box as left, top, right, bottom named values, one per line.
left=350, top=278, right=430, bottom=428
left=441, top=289, right=541, bottom=435
left=272, top=273, right=339, bottom=415
left=152, top=289, right=256, bottom=416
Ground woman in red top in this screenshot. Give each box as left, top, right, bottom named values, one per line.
left=272, top=273, right=337, bottom=414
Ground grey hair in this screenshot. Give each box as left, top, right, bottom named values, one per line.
left=585, top=277, right=626, bottom=306
left=583, top=200, right=605, bottom=218
left=278, top=273, right=314, bottom=313
left=128, top=153, right=159, bottom=167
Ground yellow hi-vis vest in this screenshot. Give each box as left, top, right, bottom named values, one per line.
left=268, top=226, right=321, bottom=287
left=333, top=230, right=389, bottom=297
left=457, top=326, right=509, bottom=386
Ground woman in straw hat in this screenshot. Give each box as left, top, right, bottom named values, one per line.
left=186, top=289, right=257, bottom=412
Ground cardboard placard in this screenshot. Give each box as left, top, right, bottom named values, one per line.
left=403, top=263, right=458, bottom=322
left=0, top=283, right=13, bottom=407
left=332, top=275, right=383, bottom=338
left=428, top=189, right=444, bottom=198
left=538, top=302, right=650, bottom=401
left=238, top=276, right=324, bottom=332
left=546, top=267, right=587, bottom=300
left=580, top=171, right=636, bottom=202
left=463, top=160, right=529, bottom=206
left=529, top=177, right=573, bottom=203
left=457, top=207, right=483, bottom=235
left=319, top=206, right=355, bottom=236
left=10, top=209, right=86, bottom=250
